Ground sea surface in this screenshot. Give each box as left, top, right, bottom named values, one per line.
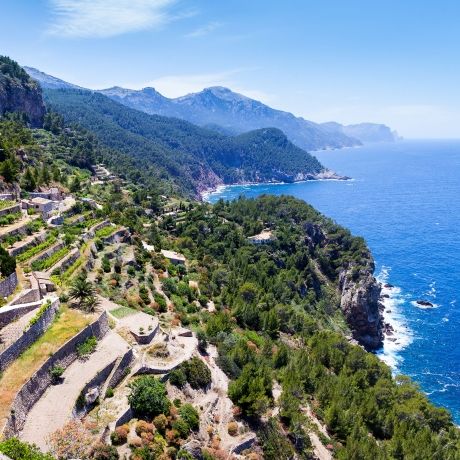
left=206, top=140, right=460, bottom=423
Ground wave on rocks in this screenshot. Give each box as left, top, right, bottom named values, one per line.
left=376, top=267, right=412, bottom=370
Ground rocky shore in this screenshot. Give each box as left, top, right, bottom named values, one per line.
left=200, top=168, right=350, bottom=201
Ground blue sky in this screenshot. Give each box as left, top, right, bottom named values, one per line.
left=1, top=0, right=460, bottom=138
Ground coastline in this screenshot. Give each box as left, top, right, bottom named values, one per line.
left=200, top=170, right=352, bottom=202
left=376, top=267, right=412, bottom=371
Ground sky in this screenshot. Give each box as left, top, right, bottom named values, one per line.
left=1, top=0, right=460, bottom=138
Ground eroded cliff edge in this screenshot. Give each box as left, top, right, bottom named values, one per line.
left=339, top=267, right=384, bottom=350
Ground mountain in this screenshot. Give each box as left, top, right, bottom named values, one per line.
left=99, top=85, right=362, bottom=151
left=0, top=58, right=45, bottom=127
left=43, top=88, right=338, bottom=196
left=23, top=66, right=82, bottom=90
left=322, top=121, right=400, bottom=143
left=27, top=68, right=364, bottom=151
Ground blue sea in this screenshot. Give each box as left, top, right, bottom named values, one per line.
left=206, top=140, right=460, bottom=423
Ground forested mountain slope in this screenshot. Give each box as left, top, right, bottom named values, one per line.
left=43, top=88, right=335, bottom=196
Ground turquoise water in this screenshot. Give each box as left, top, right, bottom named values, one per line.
left=206, top=140, right=460, bottom=422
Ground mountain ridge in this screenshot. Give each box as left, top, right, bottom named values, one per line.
left=25, top=66, right=400, bottom=150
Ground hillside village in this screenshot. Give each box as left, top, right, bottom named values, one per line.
left=0, top=158, right=263, bottom=459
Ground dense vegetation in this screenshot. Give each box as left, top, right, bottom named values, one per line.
left=43, top=88, right=324, bottom=196
left=0, top=58, right=459, bottom=459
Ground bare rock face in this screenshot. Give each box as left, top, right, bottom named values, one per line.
left=0, top=58, right=45, bottom=127
left=339, top=270, right=384, bottom=350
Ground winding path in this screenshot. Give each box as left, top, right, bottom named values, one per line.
left=20, top=331, right=129, bottom=451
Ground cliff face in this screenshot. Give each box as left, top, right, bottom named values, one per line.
left=0, top=57, right=45, bottom=127
left=339, top=269, right=384, bottom=350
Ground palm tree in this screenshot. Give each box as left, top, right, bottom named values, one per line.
left=69, top=276, right=97, bottom=312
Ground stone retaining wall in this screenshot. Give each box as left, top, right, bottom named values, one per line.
left=106, top=348, right=134, bottom=390
left=48, top=248, right=80, bottom=275
left=8, top=231, right=47, bottom=257
left=29, top=241, right=65, bottom=265
left=2, top=311, right=109, bottom=437
left=0, top=272, right=18, bottom=299
left=0, top=219, right=38, bottom=242
left=0, top=299, right=59, bottom=373
left=102, top=228, right=129, bottom=245
left=74, top=358, right=118, bottom=417
left=0, top=301, right=41, bottom=329
left=0, top=204, right=21, bottom=217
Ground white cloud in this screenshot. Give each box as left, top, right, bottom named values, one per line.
left=123, top=69, right=275, bottom=103
left=47, top=0, right=181, bottom=38
left=185, top=21, right=222, bottom=38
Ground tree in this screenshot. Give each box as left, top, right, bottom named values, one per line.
left=21, top=167, right=36, bottom=191
left=0, top=154, right=19, bottom=183
left=128, top=376, right=171, bottom=418
left=0, top=438, right=54, bottom=460
left=0, top=245, right=16, bottom=277
left=228, top=363, right=272, bottom=417
left=69, top=275, right=97, bottom=311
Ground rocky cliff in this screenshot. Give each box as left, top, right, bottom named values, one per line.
left=0, top=57, right=45, bottom=127
left=339, top=269, right=384, bottom=350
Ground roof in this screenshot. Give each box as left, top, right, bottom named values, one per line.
left=161, top=249, right=186, bottom=261
left=30, top=197, right=53, bottom=205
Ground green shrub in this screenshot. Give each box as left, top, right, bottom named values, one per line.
left=128, top=376, right=171, bottom=418
left=179, top=404, right=199, bottom=431
left=0, top=438, right=54, bottom=460
left=49, top=364, right=64, bottom=383
left=76, top=336, right=98, bottom=358
left=28, top=300, right=53, bottom=328
left=181, top=357, right=212, bottom=390
left=0, top=245, right=16, bottom=277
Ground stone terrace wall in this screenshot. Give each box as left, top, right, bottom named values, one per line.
left=29, top=241, right=65, bottom=265
left=8, top=230, right=47, bottom=257
left=0, top=204, right=21, bottom=217
left=0, top=272, right=18, bottom=298
left=48, top=248, right=80, bottom=275
left=0, top=301, right=40, bottom=329
left=2, top=311, right=109, bottom=437
left=0, top=299, right=59, bottom=373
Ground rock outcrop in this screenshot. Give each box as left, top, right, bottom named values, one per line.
left=0, top=57, right=45, bottom=127
left=339, top=270, right=384, bottom=350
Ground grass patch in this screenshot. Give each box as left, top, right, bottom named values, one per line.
left=0, top=200, right=16, bottom=210
left=0, top=306, right=91, bottom=424
left=95, top=225, right=118, bottom=239
left=110, top=306, right=137, bottom=319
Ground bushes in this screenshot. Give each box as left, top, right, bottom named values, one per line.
left=169, top=357, right=211, bottom=390
left=111, top=425, right=129, bottom=445
left=76, top=336, right=97, bottom=358
left=0, top=438, right=54, bottom=460
left=49, top=364, right=65, bottom=383
left=91, top=443, right=119, bottom=460
left=28, top=299, right=53, bottom=328
left=128, top=376, right=171, bottom=418
left=178, top=404, right=199, bottom=431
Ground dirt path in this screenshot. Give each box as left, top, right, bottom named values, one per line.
left=301, top=405, right=332, bottom=460
left=20, top=331, right=130, bottom=451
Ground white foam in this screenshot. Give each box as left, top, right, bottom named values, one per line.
left=375, top=267, right=413, bottom=370
left=411, top=300, right=440, bottom=310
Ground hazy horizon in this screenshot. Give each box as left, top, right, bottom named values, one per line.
left=2, top=0, right=460, bottom=138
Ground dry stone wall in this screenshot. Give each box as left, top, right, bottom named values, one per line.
left=2, top=311, right=109, bottom=437
left=0, top=272, right=18, bottom=299
left=0, top=299, right=59, bottom=373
